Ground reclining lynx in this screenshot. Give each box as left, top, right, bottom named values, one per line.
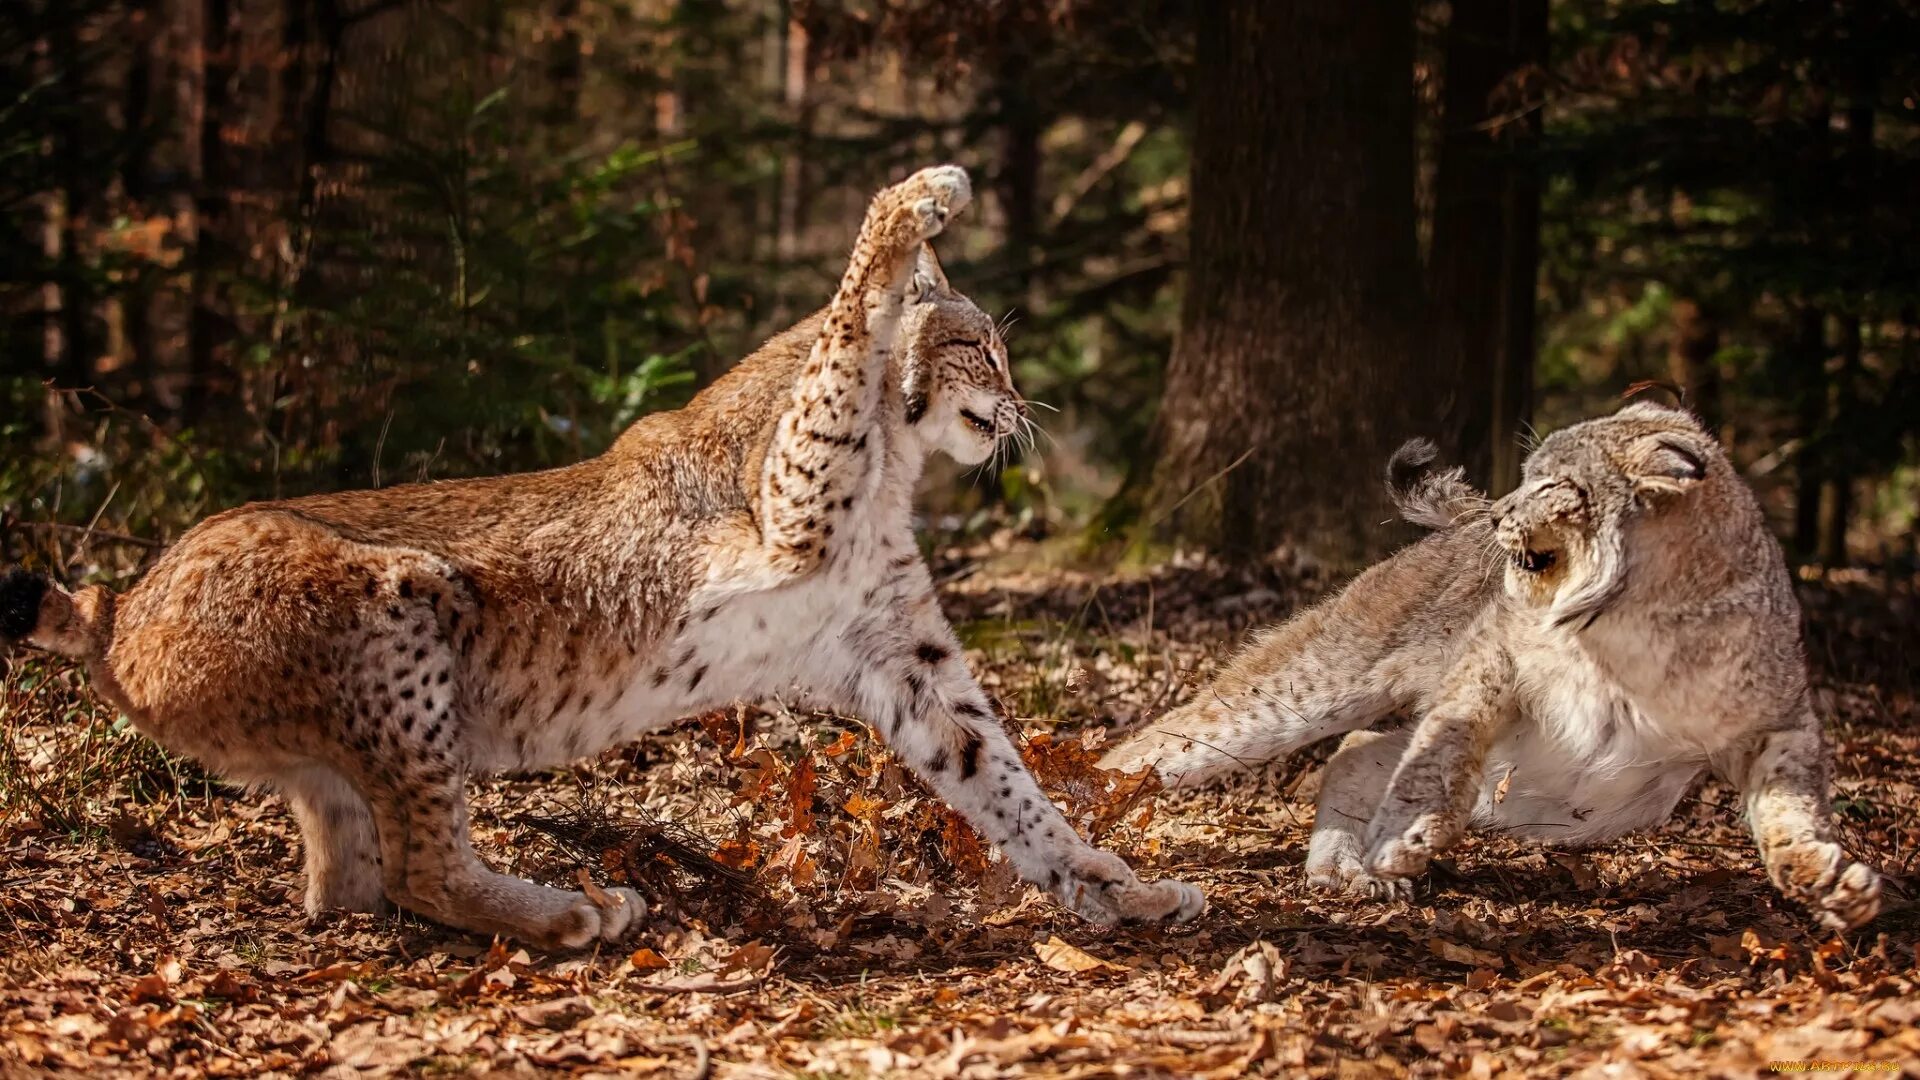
left=0, top=165, right=1203, bottom=949
left=1102, top=403, right=1881, bottom=929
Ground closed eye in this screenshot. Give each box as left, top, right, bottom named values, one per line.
left=938, top=337, right=984, bottom=351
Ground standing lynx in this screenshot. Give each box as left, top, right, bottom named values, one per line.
left=2, top=165, right=1203, bottom=948
left=1102, top=403, right=1881, bottom=930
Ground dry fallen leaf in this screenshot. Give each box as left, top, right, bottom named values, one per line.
left=1429, top=937, right=1505, bottom=969
left=628, top=948, right=671, bottom=972
left=716, top=941, right=777, bottom=977
left=1035, top=936, right=1128, bottom=975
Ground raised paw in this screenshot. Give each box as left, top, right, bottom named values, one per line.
left=1052, top=848, right=1206, bottom=928
left=883, top=164, right=972, bottom=246
left=544, top=886, right=646, bottom=951
left=1770, top=842, right=1883, bottom=930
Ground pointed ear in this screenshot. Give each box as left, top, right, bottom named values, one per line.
left=1629, top=433, right=1711, bottom=498
left=910, top=243, right=952, bottom=304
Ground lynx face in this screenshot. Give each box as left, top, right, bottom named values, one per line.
left=898, top=256, right=1024, bottom=466
left=1493, top=402, right=1722, bottom=628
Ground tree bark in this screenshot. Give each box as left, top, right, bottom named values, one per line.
left=123, top=0, right=159, bottom=404
left=998, top=48, right=1042, bottom=311
left=1789, top=306, right=1827, bottom=561
left=1666, top=297, right=1722, bottom=433
left=52, top=7, right=96, bottom=387
left=1115, top=0, right=1423, bottom=565
left=187, top=0, right=238, bottom=424
left=1423, top=0, right=1544, bottom=493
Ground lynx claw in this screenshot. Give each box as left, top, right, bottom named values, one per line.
left=1307, top=858, right=1414, bottom=901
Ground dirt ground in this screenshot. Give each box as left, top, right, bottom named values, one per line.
left=2, top=549, right=1915, bottom=1078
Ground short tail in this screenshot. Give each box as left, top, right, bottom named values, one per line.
left=1, top=568, right=114, bottom=661
left=1385, top=438, right=1482, bottom=531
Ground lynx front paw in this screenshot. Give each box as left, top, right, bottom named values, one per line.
left=1306, top=853, right=1415, bottom=901
left=1770, top=842, right=1883, bottom=930
left=886, top=164, right=972, bottom=245
left=1052, top=849, right=1206, bottom=927
left=544, top=886, right=646, bottom=951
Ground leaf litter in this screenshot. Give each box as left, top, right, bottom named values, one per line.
left=0, top=548, right=1914, bottom=1076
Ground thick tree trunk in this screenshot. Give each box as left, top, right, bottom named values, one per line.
left=123, top=0, right=159, bottom=405
left=187, top=0, right=238, bottom=424
left=998, top=50, right=1042, bottom=311
left=52, top=9, right=96, bottom=387
left=1821, top=315, right=1861, bottom=567
left=1424, top=0, right=1545, bottom=493
left=1116, top=0, right=1423, bottom=565
left=1666, top=297, right=1722, bottom=432
left=1820, top=68, right=1877, bottom=567
left=1789, top=306, right=1827, bottom=560
left=546, top=0, right=583, bottom=125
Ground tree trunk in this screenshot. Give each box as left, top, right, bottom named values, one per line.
left=998, top=50, right=1042, bottom=311
left=546, top=0, right=583, bottom=125
left=187, top=0, right=238, bottom=424
left=1114, top=0, right=1423, bottom=565
left=123, top=0, right=159, bottom=405
left=1666, top=297, right=1722, bottom=433
left=1821, top=315, right=1860, bottom=567
left=1423, top=0, right=1545, bottom=493
left=52, top=8, right=95, bottom=387
left=1820, top=60, right=1877, bottom=567
left=1789, top=306, right=1827, bottom=560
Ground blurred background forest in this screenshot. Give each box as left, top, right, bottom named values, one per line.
left=3, top=0, right=1916, bottom=574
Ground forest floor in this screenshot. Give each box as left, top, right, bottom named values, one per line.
left=1, top=543, right=1916, bottom=1078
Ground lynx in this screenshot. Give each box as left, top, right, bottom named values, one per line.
left=1, top=165, right=1203, bottom=949
left=1101, top=403, right=1881, bottom=929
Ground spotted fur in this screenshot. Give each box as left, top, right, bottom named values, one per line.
left=1101, top=403, right=1882, bottom=930
left=5, top=166, right=1202, bottom=948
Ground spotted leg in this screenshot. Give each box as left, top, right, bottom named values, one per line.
left=818, top=567, right=1205, bottom=926
left=755, top=165, right=972, bottom=578
left=343, top=599, right=642, bottom=950
left=1711, top=716, right=1883, bottom=930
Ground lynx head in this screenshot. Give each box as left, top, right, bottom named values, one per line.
left=1492, top=402, right=1740, bottom=629
left=897, top=245, right=1027, bottom=466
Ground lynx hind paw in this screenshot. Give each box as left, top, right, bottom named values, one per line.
left=546, top=887, right=646, bottom=951
left=887, top=165, right=972, bottom=243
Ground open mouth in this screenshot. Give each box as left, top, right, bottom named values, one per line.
left=959, top=409, right=997, bottom=437
left=1512, top=548, right=1557, bottom=574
